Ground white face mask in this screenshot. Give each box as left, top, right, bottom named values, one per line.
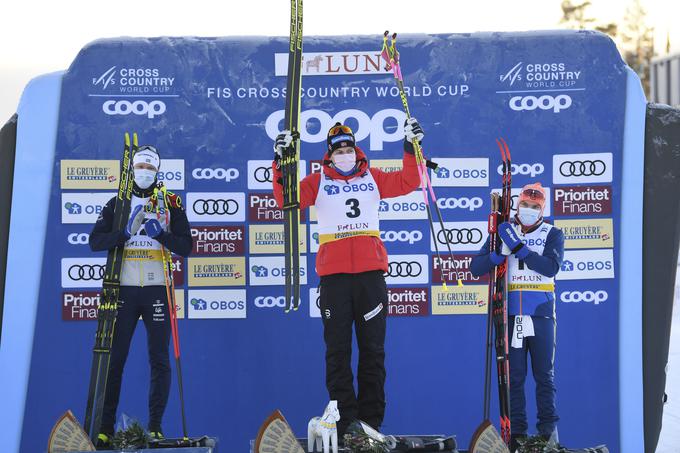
left=517, top=206, right=542, bottom=226
left=332, top=153, right=356, bottom=173
left=134, top=168, right=157, bottom=189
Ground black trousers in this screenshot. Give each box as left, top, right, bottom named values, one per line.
left=319, top=271, right=388, bottom=435
left=101, top=286, right=172, bottom=434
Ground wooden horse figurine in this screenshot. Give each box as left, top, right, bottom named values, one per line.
left=307, top=400, right=340, bottom=453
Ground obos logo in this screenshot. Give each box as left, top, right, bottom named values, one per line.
left=156, top=159, right=185, bottom=190
left=436, top=196, right=483, bottom=212
left=186, top=192, right=245, bottom=222
left=378, top=191, right=427, bottom=220
left=384, top=254, right=429, bottom=285
left=380, top=230, right=423, bottom=245
left=192, top=167, right=239, bottom=182
left=247, top=159, right=307, bottom=190
left=249, top=256, right=308, bottom=286
left=556, top=249, right=614, bottom=281
left=68, top=232, right=90, bottom=245
left=323, top=182, right=375, bottom=195
left=430, top=158, right=489, bottom=187
left=560, top=290, right=608, bottom=305
left=62, top=193, right=115, bottom=224
left=187, top=289, right=247, bottom=319
left=265, top=108, right=406, bottom=151
left=431, top=221, right=489, bottom=252
left=553, top=153, right=613, bottom=184
left=497, top=162, right=544, bottom=178
left=509, top=94, right=572, bottom=113
left=61, top=257, right=106, bottom=288
left=102, top=100, right=166, bottom=119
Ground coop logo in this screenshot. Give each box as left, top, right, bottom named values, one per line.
left=436, top=196, right=483, bottom=211
left=432, top=222, right=489, bottom=252
left=265, top=108, right=406, bottom=151
left=556, top=249, right=614, bottom=281
left=61, top=257, right=106, bottom=288
left=62, top=291, right=101, bottom=321
left=553, top=186, right=612, bottom=216
left=378, top=191, right=427, bottom=220
left=102, top=100, right=166, bottom=119
left=553, top=153, right=613, bottom=184
left=249, top=256, right=308, bottom=286
left=430, top=158, right=489, bottom=187
left=380, top=230, right=424, bottom=244
left=497, top=162, right=544, bottom=178
left=191, top=226, right=245, bottom=255
left=247, top=159, right=307, bottom=190
left=509, top=94, right=572, bottom=113
left=432, top=254, right=488, bottom=284
left=384, top=254, right=429, bottom=285
left=92, top=66, right=176, bottom=93
left=499, top=62, right=583, bottom=89
left=275, top=51, right=389, bottom=77
left=186, top=192, right=245, bottom=222
left=387, top=288, right=429, bottom=317
left=192, top=167, right=239, bottom=182
left=156, top=159, right=185, bottom=190
left=187, top=290, right=247, bottom=319
left=62, top=193, right=115, bottom=224
left=67, top=232, right=90, bottom=245
left=560, top=290, right=608, bottom=305
left=253, top=296, right=290, bottom=308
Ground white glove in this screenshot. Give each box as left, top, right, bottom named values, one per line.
left=404, top=118, right=425, bottom=143
left=273, top=130, right=294, bottom=158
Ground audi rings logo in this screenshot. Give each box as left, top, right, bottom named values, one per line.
left=68, top=264, right=105, bottom=281
left=497, top=163, right=544, bottom=177
left=560, top=290, right=608, bottom=305
left=254, top=167, right=272, bottom=183
left=102, top=100, right=166, bottom=119
left=509, top=94, right=572, bottom=113
left=192, top=168, right=239, bottom=182
left=192, top=199, right=239, bottom=215
left=254, top=296, right=287, bottom=308
left=559, top=160, right=606, bottom=177
left=437, top=228, right=483, bottom=245
left=68, top=233, right=90, bottom=245
left=385, top=261, right=423, bottom=278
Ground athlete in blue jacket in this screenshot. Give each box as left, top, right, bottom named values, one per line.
left=471, top=183, right=564, bottom=451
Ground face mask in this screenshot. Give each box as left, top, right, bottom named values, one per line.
left=517, top=206, right=542, bottom=226
left=332, top=153, right=356, bottom=173
left=134, top=168, right=157, bottom=189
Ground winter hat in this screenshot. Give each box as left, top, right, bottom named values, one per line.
left=326, top=122, right=356, bottom=154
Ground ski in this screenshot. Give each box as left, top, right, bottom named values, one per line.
left=282, top=0, right=303, bottom=312
left=83, top=132, right=135, bottom=441
left=380, top=31, right=461, bottom=288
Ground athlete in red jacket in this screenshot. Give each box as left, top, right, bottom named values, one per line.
left=272, top=119, right=423, bottom=437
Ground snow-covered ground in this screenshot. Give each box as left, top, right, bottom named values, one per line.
left=655, top=264, right=680, bottom=452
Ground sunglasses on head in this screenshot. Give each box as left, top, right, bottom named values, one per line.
left=329, top=124, right=353, bottom=136
left=522, top=188, right=545, bottom=201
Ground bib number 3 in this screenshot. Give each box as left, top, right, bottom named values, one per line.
left=346, top=198, right=361, bottom=218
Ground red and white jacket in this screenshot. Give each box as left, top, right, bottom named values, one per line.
left=272, top=146, right=421, bottom=276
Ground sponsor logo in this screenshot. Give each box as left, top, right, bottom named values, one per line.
left=552, top=153, right=613, bottom=184
left=436, top=196, right=483, bottom=211
left=191, top=226, right=245, bottom=255
left=61, top=257, right=106, bottom=288
left=370, top=159, right=403, bottom=173
left=323, top=182, right=375, bottom=195
left=254, top=296, right=287, bottom=308
left=560, top=290, right=608, bottom=305
left=60, top=160, right=119, bottom=189
left=497, top=162, right=544, bottom=178
left=275, top=51, right=389, bottom=76
left=247, top=160, right=307, bottom=190
left=378, top=191, right=428, bottom=220
left=249, top=256, right=308, bottom=286
left=431, top=284, right=488, bottom=315
left=499, top=62, right=582, bottom=89
left=387, top=288, right=429, bottom=317
left=556, top=249, right=614, bottom=280
left=430, top=158, right=489, bottom=187
left=509, top=94, right=572, bottom=113
left=92, top=66, right=176, bottom=93
left=492, top=187, right=552, bottom=217
left=187, top=289, right=247, bottom=319
left=192, top=167, right=239, bottom=182
left=431, top=222, right=489, bottom=252
left=186, top=192, right=245, bottom=222
left=171, top=256, right=185, bottom=286
left=249, top=224, right=307, bottom=254
left=102, top=100, right=166, bottom=119
left=310, top=160, right=323, bottom=174
left=432, top=255, right=489, bottom=284
left=265, top=109, right=406, bottom=151
left=62, top=193, right=115, bottom=224
left=553, top=185, right=612, bottom=216
left=156, top=159, right=185, bottom=190
left=62, top=291, right=101, bottom=320
left=554, top=218, right=614, bottom=249
left=67, top=232, right=90, bottom=245
left=384, top=254, right=429, bottom=285
left=380, top=230, right=424, bottom=244
left=187, top=257, right=246, bottom=287
left=310, top=224, right=320, bottom=253
left=248, top=193, right=306, bottom=223
left=309, top=287, right=321, bottom=318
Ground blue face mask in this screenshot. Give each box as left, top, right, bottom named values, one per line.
left=517, top=206, right=542, bottom=226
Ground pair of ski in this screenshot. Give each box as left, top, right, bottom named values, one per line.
left=380, top=31, right=462, bottom=289
left=281, top=0, right=303, bottom=312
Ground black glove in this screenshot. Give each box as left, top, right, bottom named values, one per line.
left=403, top=118, right=424, bottom=154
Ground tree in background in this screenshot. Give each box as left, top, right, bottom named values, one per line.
left=560, top=1, right=596, bottom=29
